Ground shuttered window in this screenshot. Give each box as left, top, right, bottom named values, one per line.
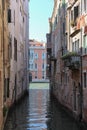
left=83, top=72, right=86, bottom=88
left=74, top=6, right=79, bottom=22
left=8, top=9, right=11, bottom=23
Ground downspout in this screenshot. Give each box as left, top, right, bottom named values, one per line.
left=80, top=0, right=83, bottom=120
left=2, top=0, right=5, bottom=102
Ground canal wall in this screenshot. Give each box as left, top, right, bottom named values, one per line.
left=2, top=89, right=29, bottom=130
left=50, top=90, right=87, bottom=130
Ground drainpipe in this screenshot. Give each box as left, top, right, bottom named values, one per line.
left=2, top=0, right=5, bottom=102
left=79, top=28, right=83, bottom=121
left=80, top=0, right=83, bottom=121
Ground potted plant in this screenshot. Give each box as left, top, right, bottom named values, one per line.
left=61, top=52, right=79, bottom=60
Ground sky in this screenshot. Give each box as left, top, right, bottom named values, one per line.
left=29, top=0, right=54, bottom=42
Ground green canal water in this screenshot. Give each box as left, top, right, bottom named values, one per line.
left=29, top=82, right=49, bottom=89
left=4, top=82, right=87, bottom=130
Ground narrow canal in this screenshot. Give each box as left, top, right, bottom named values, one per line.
left=4, top=83, right=86, bottom=130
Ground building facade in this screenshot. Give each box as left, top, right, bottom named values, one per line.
left=29, top=40, right=47, bottom=82
left=8, top=0, right=29, bottom=104
left=47, top=0, right=87, bottom=123
left=0, top=0, right=29, bottom=129
left=0, top=0, right=10, bottom=129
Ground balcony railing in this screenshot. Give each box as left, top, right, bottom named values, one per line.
left=62, top=52, right=80, bottom=70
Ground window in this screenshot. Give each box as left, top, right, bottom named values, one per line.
left=7, top=78, right=9, bottom=98
left=76, top=39, right=79, bottom=52
left=4, top=78, right=9, bottom=101
left=42, top=71, right=44, bottom=79
left=72, top=42, right=74, bottom=52
left=42, top=63, right=44, bottom=69
left=83, top=35, right=87, bottom=54
left=84, top=0, right=87, bottom=12
left=63, top=22, right=65, bottom=35
left=23, top=17, right=24, bottom=23
left=61, top=74, right=62, bottom=85
left=35, top=53, right=38, bottom=59
left=35, top=71, right=37, bottom=79
left=35, top=63, right=37, bottom=69
left=74, top=6, right=79, bottom=22
left=30, top=50, right=34, bottom=59
left=35, top=76, right=37, bottom=79
left=31, top=53, right=33, bottom=59
left=83, top=72, right=86, bottom=88
left=72, top=39, right=79, bottom=52
left=8, top=9, right=11, bottom=23
left=71, top=10, right=73, bottom=21
left=14, top=38, right=17, bottom=61
left=42, top=53, right=45, bottom=59
left=28, top=63, right=30, bottom=69
left=29, top=64, right=33, bottom=70
left=31, top=64, right=33, bottom=69
left=71, top=5, right=79, bottom=26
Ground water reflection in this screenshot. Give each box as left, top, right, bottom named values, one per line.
left=48, top=97, right=85, bottom=130
left=29, top=89, right=50, bottom=130
left=4, top=84, right=86, bottom=130
left=4, top=94, right=30, bottom=130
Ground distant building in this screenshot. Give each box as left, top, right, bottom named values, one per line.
left=28, top=40, right=47, bottom=82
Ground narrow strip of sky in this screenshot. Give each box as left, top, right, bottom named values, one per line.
left=29, top=0, right=53, bottom=42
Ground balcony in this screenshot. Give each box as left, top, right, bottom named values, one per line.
left=62, top=52, right=80, bottom=70
left=70, top=27, right=80, bottom=37
left=70, top=19, right=81, bottom=37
